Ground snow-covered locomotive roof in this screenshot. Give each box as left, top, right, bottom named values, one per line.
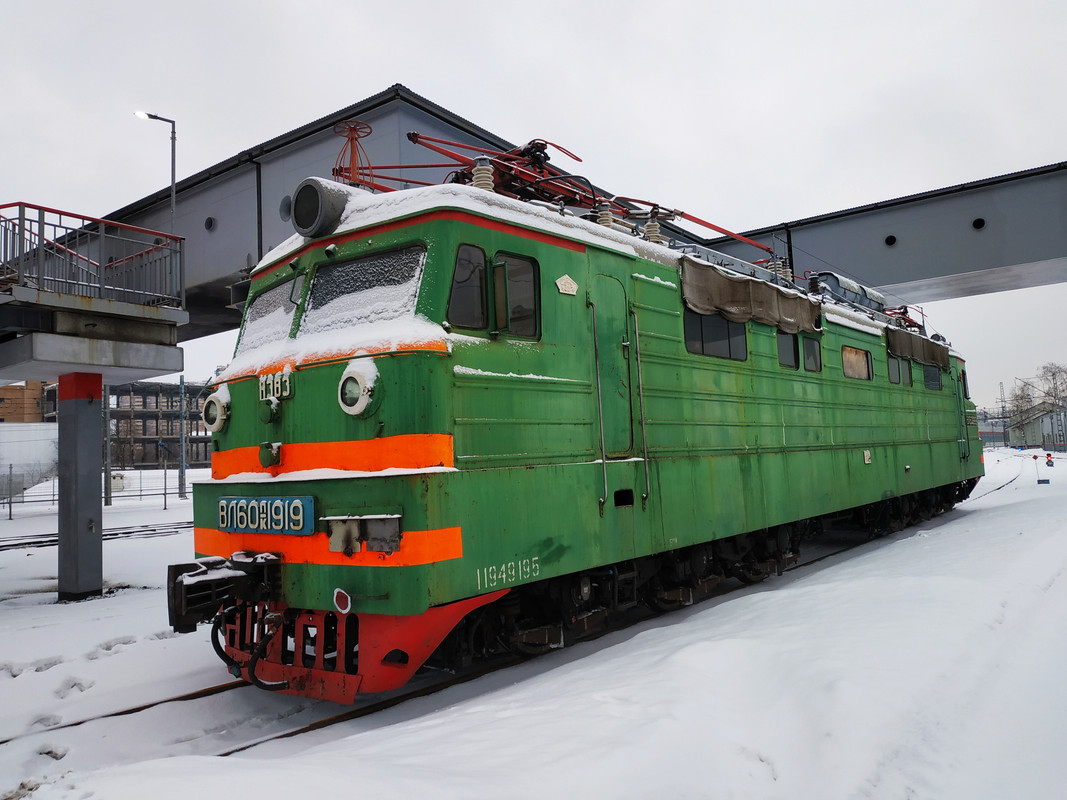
left=256, top=181, right=745, bottom=278
left=247, top=179, right=958, bottom=370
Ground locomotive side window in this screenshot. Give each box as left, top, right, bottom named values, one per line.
left=923, top=364, right=943, bottom=390
left=842, top=346, right=872, bottom=380
left=777, top=331, right=799, bottom=369
left=447, top=244, right=487, bottom=329
left=492, top=254, right=539, bottom=338
left=961, top=369, right=971, bottom=399
left=887, top=355, right=913, bottom=385
left=803, top=336, right=822, bottom=372
left=683, top=309, right=747, bottom=361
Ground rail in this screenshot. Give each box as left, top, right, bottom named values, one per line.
left=0, top=202, right=184, bottom=309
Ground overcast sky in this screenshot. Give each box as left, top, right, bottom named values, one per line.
left=5, top=0, right=1065, bottom=410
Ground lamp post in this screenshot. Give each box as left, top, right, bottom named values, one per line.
left=136, top=110, right=185, bottom=495
left=134, top=110, right=176, bottom=231
left=178, top=375, right=187, bottom=499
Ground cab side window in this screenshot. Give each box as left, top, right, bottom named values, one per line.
left=494, top=254, right=539, bottom=338
left=447, top=245, right=487, bottom=330
left=447, top=246, right=539, bottom=338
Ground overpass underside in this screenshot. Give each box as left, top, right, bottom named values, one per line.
left=705, top=160, right=1067, bottom=306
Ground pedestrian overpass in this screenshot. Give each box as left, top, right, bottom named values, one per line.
left=0, top=202, right=186, bottom=599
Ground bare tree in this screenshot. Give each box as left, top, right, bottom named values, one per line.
left=1009, top=383, right=1035, bottom=417
left=1038, top=362, right=1067, bottom=405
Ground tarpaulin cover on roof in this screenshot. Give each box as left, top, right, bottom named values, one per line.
left=885, top=326, right=951, bottom=369
left=680, top=256, right=822, bottom=334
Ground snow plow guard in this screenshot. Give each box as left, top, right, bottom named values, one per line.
left=217, top=589, right=510, bottom=703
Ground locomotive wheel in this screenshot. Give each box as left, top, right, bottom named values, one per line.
left=887, top=498, right=907, bottom=532
left=647, top=586, right=689, bottom=612
left=510, top=620, right=565, bottom=654
left=735, top=561, right=771, bottom=584
left=916, top=491, right=935, bottom=521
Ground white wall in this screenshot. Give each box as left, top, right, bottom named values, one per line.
left=0, top=423, right=59, bottom=484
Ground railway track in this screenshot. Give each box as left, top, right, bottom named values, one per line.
left=967, top=452, right=1026, bottom=501
left=216, top=656, right=527, bottom=756
left=0, top=680, right=246, bottom=748
left=0, top=521, right=194, bottom=552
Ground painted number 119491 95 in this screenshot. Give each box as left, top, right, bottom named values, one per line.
left=476, top=557, right=540, bottom=590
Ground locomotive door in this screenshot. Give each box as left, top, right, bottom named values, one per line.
left=590, top=274, right=634, bottom=458
left=954, top=369, right=971, bottom=460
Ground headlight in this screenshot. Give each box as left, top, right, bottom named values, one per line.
left=203, top=392, right=230, bottom=432
left=338, top=371, right=371, bottom=415
left=341, top=360, right=379, bottom=416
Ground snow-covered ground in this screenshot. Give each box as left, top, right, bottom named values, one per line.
left=2, top=450, right=1065, bottom=799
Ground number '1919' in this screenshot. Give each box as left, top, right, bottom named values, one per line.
left=476, top=557, right=539, bottom=590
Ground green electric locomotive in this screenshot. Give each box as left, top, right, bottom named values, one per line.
left=168, top=148, right=983, bottom=703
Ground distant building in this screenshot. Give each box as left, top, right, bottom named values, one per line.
left=1007, top=401, right=1067, bottom=451
left=43, top=381, right=211, bottom=470
left=0, top=381, right=45, bottom=422
left=976, top=411, right=1008, bottom=447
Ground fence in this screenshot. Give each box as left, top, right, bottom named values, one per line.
left=0, top=468, right=28, bottom=503
left=2, top=466, right=211, bottom=516
left=0, top=202, right=184, bottom=308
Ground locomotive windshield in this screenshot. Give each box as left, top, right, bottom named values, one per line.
left=299, top=245, right=426, bottom=336
left=235, top=277, right=301, bottom=356
left=234, top=246, right=426, bottom=358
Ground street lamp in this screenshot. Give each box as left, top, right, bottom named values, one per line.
left=135, top=110, right=185, bottom=496
left=134, top=110, right=176, bottom=231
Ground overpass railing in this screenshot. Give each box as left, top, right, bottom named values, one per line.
left=0, top=203, right=184, bottom=309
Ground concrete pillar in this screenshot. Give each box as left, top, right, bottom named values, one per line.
left=58, top=372, right=103, bottom=601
